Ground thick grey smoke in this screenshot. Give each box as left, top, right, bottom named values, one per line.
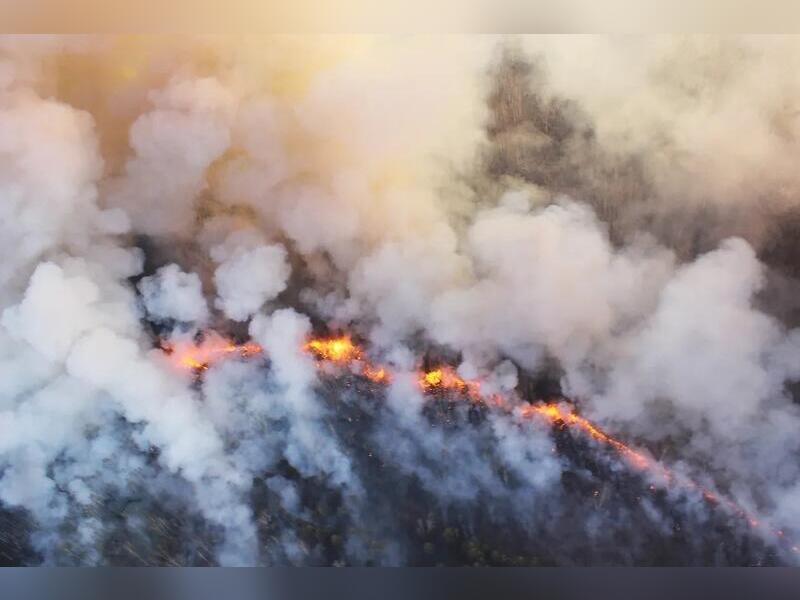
left=0, top=35, right=799, bottom=566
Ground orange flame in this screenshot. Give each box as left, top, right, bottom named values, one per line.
left=521, top=403, right=651, bottom=470
left=157, top=329, right=798, bottom=555
left=362, top=364, right=391, bottom=384
left=160, top=334, right=262, bottom=372
left=305, top=336, right=362, bottom=363
left=518, top=402, right=796, bottom=550
left=418, top=366, right=481, bottom=398
left=305, top=336, right=391, bottom=384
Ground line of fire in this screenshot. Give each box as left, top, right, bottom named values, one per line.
left=158, top=331, right=799, bottom=557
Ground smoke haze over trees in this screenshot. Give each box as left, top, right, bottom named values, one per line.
left=1, top=35, right=800, bottom=565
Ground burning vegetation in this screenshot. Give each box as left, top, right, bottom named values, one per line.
left=3, top=36, right=800, bottom=566
left=159, top=333, right=262, bottom=372
left=158, top=331, right=799, bottom=560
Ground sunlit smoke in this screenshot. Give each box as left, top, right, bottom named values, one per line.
left=3, top=35, right=800, bottom=566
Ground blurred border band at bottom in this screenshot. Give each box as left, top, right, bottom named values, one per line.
left=0, top=568, right=798, bottom=600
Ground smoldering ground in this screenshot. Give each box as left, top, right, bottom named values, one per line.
left=0, top=35, right=800, bottom=565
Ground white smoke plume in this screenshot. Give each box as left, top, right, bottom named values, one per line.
left=212, top=232, right=290, bottom=322
left=139, top=264, right=209, bottom=324
left=0, top=35, right=799, bottom=566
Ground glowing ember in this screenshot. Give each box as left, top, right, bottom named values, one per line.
left=362, top=364, right=391, bottom=384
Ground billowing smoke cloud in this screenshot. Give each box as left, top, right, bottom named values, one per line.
left=212, top=232, right=290, bottom=322
left=139, top=264, right=209, bottom=324
left=0, top=35, right=799, bottom=566
left=107, top=76, right=237, bottom=237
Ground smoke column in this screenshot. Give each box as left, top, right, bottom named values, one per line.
left=1, top=35, right=800, bottom=565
